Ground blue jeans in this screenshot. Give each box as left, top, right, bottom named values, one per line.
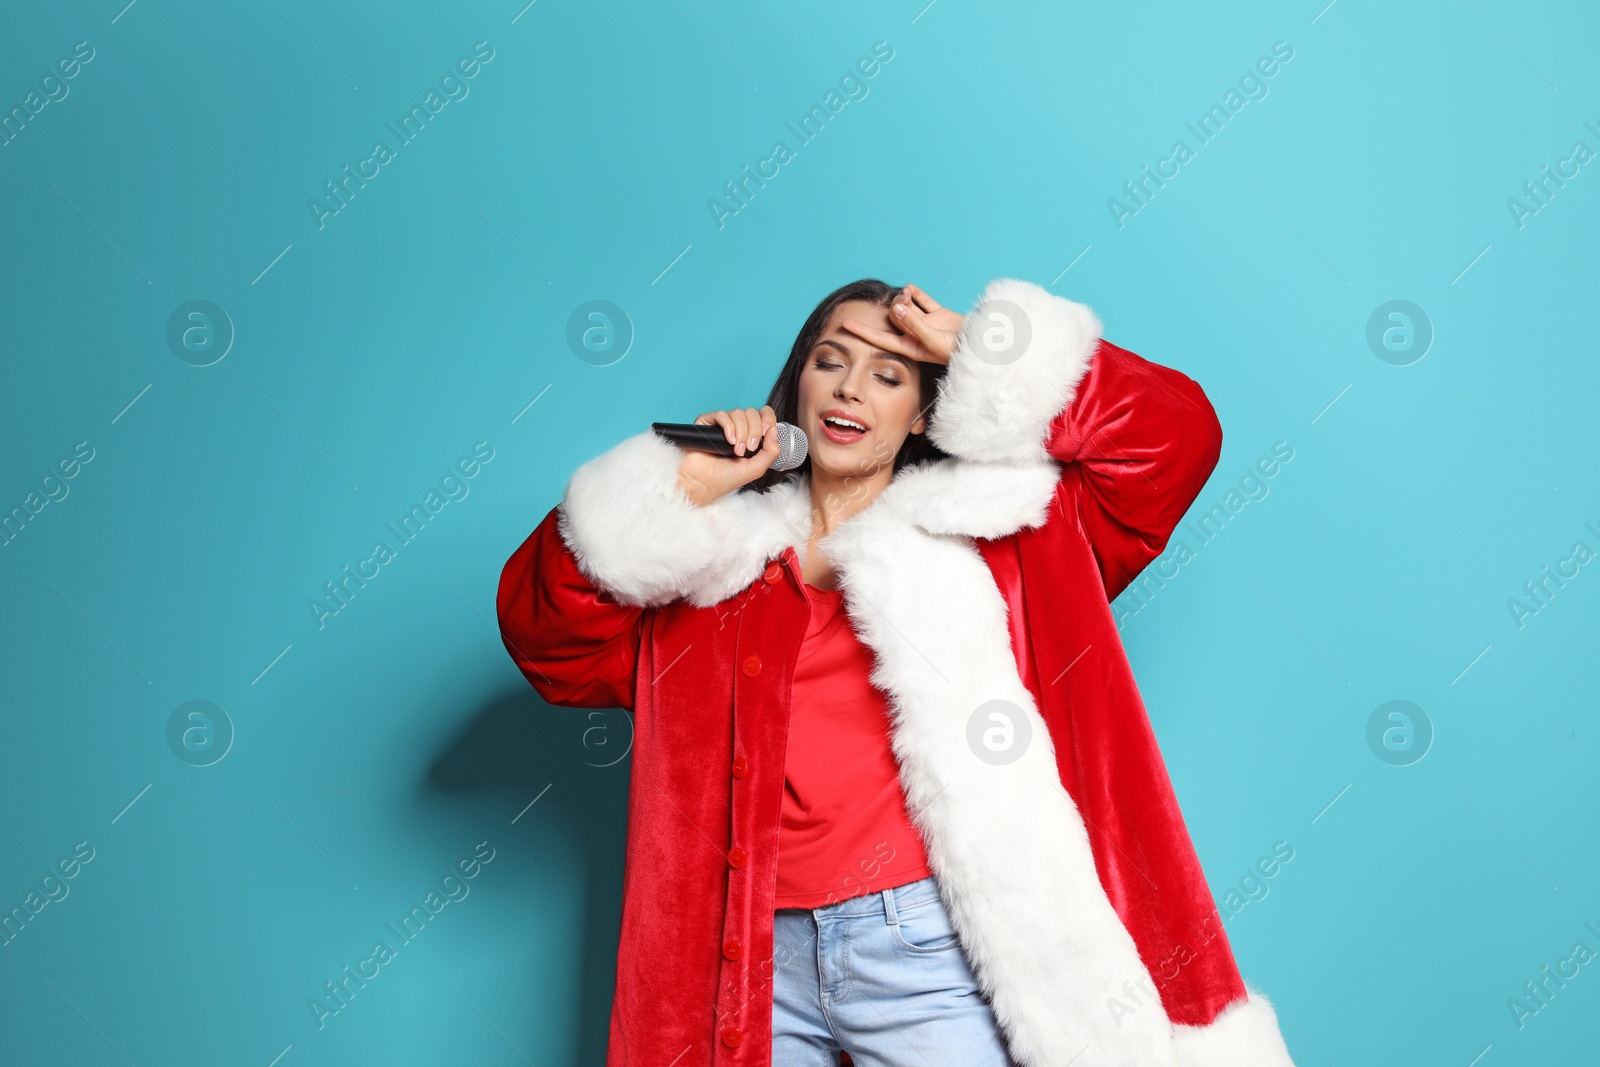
left=771, top=875, right=1015, bottom=1066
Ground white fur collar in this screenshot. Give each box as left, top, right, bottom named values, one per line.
left=691, top=457, right=1065, bottom=606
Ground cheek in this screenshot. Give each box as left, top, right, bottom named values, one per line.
left=877, top=382, right=920, bottom=427
left=797, top=369, right=832, bottom=417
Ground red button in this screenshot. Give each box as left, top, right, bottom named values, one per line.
left=731, top=756, right=748, bottom=779
left=720, top=1025, right=743, bottom=1047
left=762, top=562, right=782, bottom=584
left=727, top=846, right=747, bottom=868
left=723, top=938, right=743, bottom=960
left=742, top=655, right=762, bottom=676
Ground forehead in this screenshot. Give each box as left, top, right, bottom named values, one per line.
left=824, top=299, right=892, bottom=330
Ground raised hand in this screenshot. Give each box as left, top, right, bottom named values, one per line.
left=838, top=283, right=965, bottom=366
left=676, top=404, right=781, bottom=507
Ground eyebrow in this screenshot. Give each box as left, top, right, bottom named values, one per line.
left=812, top=337, right=914, bottom=368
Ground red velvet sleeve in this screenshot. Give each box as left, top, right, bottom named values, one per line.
left=1044, top=340, right=1223, bottom=602
left=496, top=504, right=645, bottom=710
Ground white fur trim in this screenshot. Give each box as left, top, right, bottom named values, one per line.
left=680, top=474, right=813, bottom=608
left=929, top=277, right=1103, bottom=466
left=820, top=488, right=1175, bottom=1067
left=880, top=459, right=1061, bottom=540
left=1171, top=984, right=1299, bottom=1067
left=556, top=429, right=816, bottom=609
left=556, top=429, right=733, bottom=608
left=811, top=458, right=1296, bottom=1066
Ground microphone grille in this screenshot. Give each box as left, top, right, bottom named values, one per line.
left=773, top=422, right=808, bottom=471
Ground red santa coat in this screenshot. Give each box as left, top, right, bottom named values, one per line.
left=497, top=278, right=1298, bottom=1067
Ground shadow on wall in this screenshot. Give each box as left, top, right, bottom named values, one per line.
left=425, top=686, right=632, bottom=1067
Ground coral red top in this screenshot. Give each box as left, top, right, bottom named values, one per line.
left=773, top=580, right=932, bottom=909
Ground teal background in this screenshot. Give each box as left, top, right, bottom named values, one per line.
left=3, top=0, right=1598, bottom=1064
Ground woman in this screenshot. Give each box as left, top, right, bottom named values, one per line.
left=496, top=277, right=1298, bottom=1067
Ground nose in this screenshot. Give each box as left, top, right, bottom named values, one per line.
left=834, top=365, right=866, bottom=402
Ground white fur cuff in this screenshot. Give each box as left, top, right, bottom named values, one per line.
left=927, top=277, right=1103, bottom=466
left=1171, top=984, right=1300, bottom=1066
left=556, top=428, right=748, bottom=608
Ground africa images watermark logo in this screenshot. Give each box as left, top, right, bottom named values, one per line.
left=308, top=42, right=496, bottom=230
left=707, top=40, right=895, bottom=229
left=1107, top=40, right=1295, bottom=229
left=308, top=841, right=497, bottom=1029
left=308, top=441, right=496, bottom=630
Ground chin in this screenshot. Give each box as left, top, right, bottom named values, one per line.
left=812, top=448, right=888, bottom=481
left=808, top=451, right=851, bottom=478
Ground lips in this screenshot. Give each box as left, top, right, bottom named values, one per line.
left=819, top=409, right=869, bottom=444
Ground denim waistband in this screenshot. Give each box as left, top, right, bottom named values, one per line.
left=806, top=875, right=942, bottom=920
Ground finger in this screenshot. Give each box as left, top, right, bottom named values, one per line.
left=885, top=300, right=941, bottom=354
left=839, top=316, right=918, bottom=358
left=740, top=423, right=781, bottom=484
left=737, top=408, right=761, bottom=455
left=902, top=283, right=944, bottom=314
left=709, top=411, right=736, bottom=447
left=743, top=407, right=763, bottom=453
left=760, top=404, right=777, bottom=434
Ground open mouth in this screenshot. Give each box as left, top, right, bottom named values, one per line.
left=820, top=412, right=870, bottom=444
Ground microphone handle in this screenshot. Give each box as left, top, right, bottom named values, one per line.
left=650, top=422, right=744, bottom=456
left=652, top=420, right=808, bottom=472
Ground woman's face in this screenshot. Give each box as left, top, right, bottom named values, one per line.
left=796, top=299, right=927, bottom=480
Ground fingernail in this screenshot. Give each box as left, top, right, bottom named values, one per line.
left=894, top=304, right=906, bottom=316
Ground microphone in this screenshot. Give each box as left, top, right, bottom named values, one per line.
left=651, top=421, right=809, bottom=472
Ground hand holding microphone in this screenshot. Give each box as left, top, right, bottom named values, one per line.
left=663, top=405, right=807, bottom=507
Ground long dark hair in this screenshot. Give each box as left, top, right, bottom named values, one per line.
left=743, top=278, right=951, bottom=495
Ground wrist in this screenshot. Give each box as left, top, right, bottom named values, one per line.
left=926, top=278, right=1102, bottom=466
left=677, top=469, right=722, bottom=508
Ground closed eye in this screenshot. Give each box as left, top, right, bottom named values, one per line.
left=812, top=357, right=903, bottom=386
